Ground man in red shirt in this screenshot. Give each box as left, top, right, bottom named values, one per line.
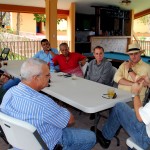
left=53, top=43, right=87, bottom=77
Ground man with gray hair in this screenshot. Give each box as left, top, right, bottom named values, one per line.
left=1, top=58, right=96, bottom=150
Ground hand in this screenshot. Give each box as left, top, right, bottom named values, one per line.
left=131, top=81, right=144, bottom=95
left=136, top=75, right=150, bottom=87
left=124, top=60, right=133, bottom=70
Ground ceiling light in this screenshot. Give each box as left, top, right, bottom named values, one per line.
left=121, top=0, right=131, bottom=6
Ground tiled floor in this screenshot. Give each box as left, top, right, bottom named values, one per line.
left=0, top=106, right=129, bottom=150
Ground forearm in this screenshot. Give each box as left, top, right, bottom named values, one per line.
left=128, top=70, right=137, bottom=82
left=118, top=78, right=134, bottom=86
left=133, top=95, right=143, bottom=122
left=49, top=51, right=57, bottom=57
left=67, top=112, right=75, bottom=126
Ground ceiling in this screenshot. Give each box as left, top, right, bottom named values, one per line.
left=0, top=0, right=150, bottom=15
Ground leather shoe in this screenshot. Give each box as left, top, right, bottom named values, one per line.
left=90, top=126, right=111, bottom=149
left=89, top=113, right=95, bottom=120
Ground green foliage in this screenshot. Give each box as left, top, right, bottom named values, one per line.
left=139, top=36, right=146, bottom=41
left=33, top=14, right=46, bottom=22
left=33, top=14, right=64, bottom=25
left=138, top=14, right=150, bottom=25
left=57, top=19, right=63, bottom=25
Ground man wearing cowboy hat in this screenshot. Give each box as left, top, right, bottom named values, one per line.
left=114, top=43, right=150, bottom=102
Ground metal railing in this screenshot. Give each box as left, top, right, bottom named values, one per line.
left=0, top=40, right=70, bottom=60
left=136, top=40, right=150, bottom=56
left=0, top=39, right=149, bottom=60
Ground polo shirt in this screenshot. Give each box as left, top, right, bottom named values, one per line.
left=53, top=52, right=86, bottom=77
left=1, top=82, right=70, bottom=150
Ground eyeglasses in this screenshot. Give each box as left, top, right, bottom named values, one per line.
left=37, top=73, right=50, bottom=78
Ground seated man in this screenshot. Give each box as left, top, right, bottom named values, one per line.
left=0, top=63, right=20, bottom=103
left=85, top=46, right=114, bottom=86
left=93, top=75, right=150, bottom=149
left=33, top=39, right=59, bottom=72
left=1, top=58, right=96, bottom=150
left=114, top=43, right=150, bottom=102
left=53, top=43, right=87, bottom=77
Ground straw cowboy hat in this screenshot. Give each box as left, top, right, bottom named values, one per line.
left=127, top=43, right=145, bottom=54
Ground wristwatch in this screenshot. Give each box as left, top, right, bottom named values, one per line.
left=128, top=68, right=133, bottom=73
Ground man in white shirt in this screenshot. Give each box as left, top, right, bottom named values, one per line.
left=94, top=75, right=150, bottom=149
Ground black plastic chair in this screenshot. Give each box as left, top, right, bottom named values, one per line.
left=0, top=48, right=10, bottom=60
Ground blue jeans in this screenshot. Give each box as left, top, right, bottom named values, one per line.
left=102, top=102, right=150, bottom=149
left=59, top=127, right=96, bottom=150
left=2, top=78, right=20, bottom=90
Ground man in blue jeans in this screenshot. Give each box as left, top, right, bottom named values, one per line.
left=0, top=73, right=20, bottom=90
left=0, top=72, right=20, bottom=103
left=94, top=75, right=150, bottom=149
left=1, top=58, right=96, bottom=150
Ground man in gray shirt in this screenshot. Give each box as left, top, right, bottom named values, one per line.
left=85, top=46, right=114, bottom=86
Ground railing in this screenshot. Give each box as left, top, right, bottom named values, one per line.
left=0, top=39, right=149, bottom=60
left=136, top=40, right=150, bottom=56
left=0, top=40, right=70, bottom=60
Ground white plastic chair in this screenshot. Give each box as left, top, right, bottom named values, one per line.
left=126, top=137, right=144, bottom=150
left=80, top=61, right=89, bottom=78
left=111, top=66, right=118, bottom=87
left=0, top=112, right=48, bottom=150
left=126, top=122, right=150, bottom=150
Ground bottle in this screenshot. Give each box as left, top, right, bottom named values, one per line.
left=50, top=60, right=55, bottom=72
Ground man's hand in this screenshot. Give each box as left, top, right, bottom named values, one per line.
left=124, top=60, right=133, bottom=70
left=131, top=81, right=144, bottom=95
left=136, top=75, right=150, bottom=87
left=79, top=58, right=87, bottom=67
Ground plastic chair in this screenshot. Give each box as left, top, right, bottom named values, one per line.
left=126, top=137, right=144, bottom=150
left=80, top=61, right=89, bottom=78
left=0, top=112, right=48, bottom=150
left=111, top=66, right=118, bottom=87
left=0, top=48, right=10, bottom=60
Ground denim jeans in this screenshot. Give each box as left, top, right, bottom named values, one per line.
left=102, top=102, right=150, bottom=149
left=2, top=78, right=20, bottom=90
left=59, top=127, right=96, bottom=150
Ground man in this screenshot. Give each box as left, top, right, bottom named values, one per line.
left=33, top=39, right=59, bottom=72
left=94, top=75, right=150, bottom=149
left=1, top=58, right=96, bottom=150
left=0, top=63, right=20, bottom=103
left=114, top=43, right=150, bottom=102
left=53, top=43, right=87, bottom=77
left=85, top=46, right=114, bottom=86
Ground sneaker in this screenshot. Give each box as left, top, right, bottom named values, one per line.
left=90, top=126, right=111, bottom=149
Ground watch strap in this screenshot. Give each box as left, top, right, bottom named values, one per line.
left=128, top=68, right=133, bottom=73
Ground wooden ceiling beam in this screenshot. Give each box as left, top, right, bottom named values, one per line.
left=134, top=9, right=150, bottom=19
left=0, top=4, right=69, bottom=16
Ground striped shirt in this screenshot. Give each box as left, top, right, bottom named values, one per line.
left=1, top=82, right=70, bottom=150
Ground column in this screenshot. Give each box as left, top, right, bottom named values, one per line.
left=45, top=0, right=57, bottom=48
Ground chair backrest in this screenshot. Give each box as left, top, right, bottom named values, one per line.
left=0, top=112, right=48, bottom=150
left=80, top=62, right=89, bottom=78
left=126, top=137, right=144, bottom=150
left=0, top=48, right=10, bottom=60
left=126, top=123, right=150, bottom=150
left=111, top=66, right=118, bottom=87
